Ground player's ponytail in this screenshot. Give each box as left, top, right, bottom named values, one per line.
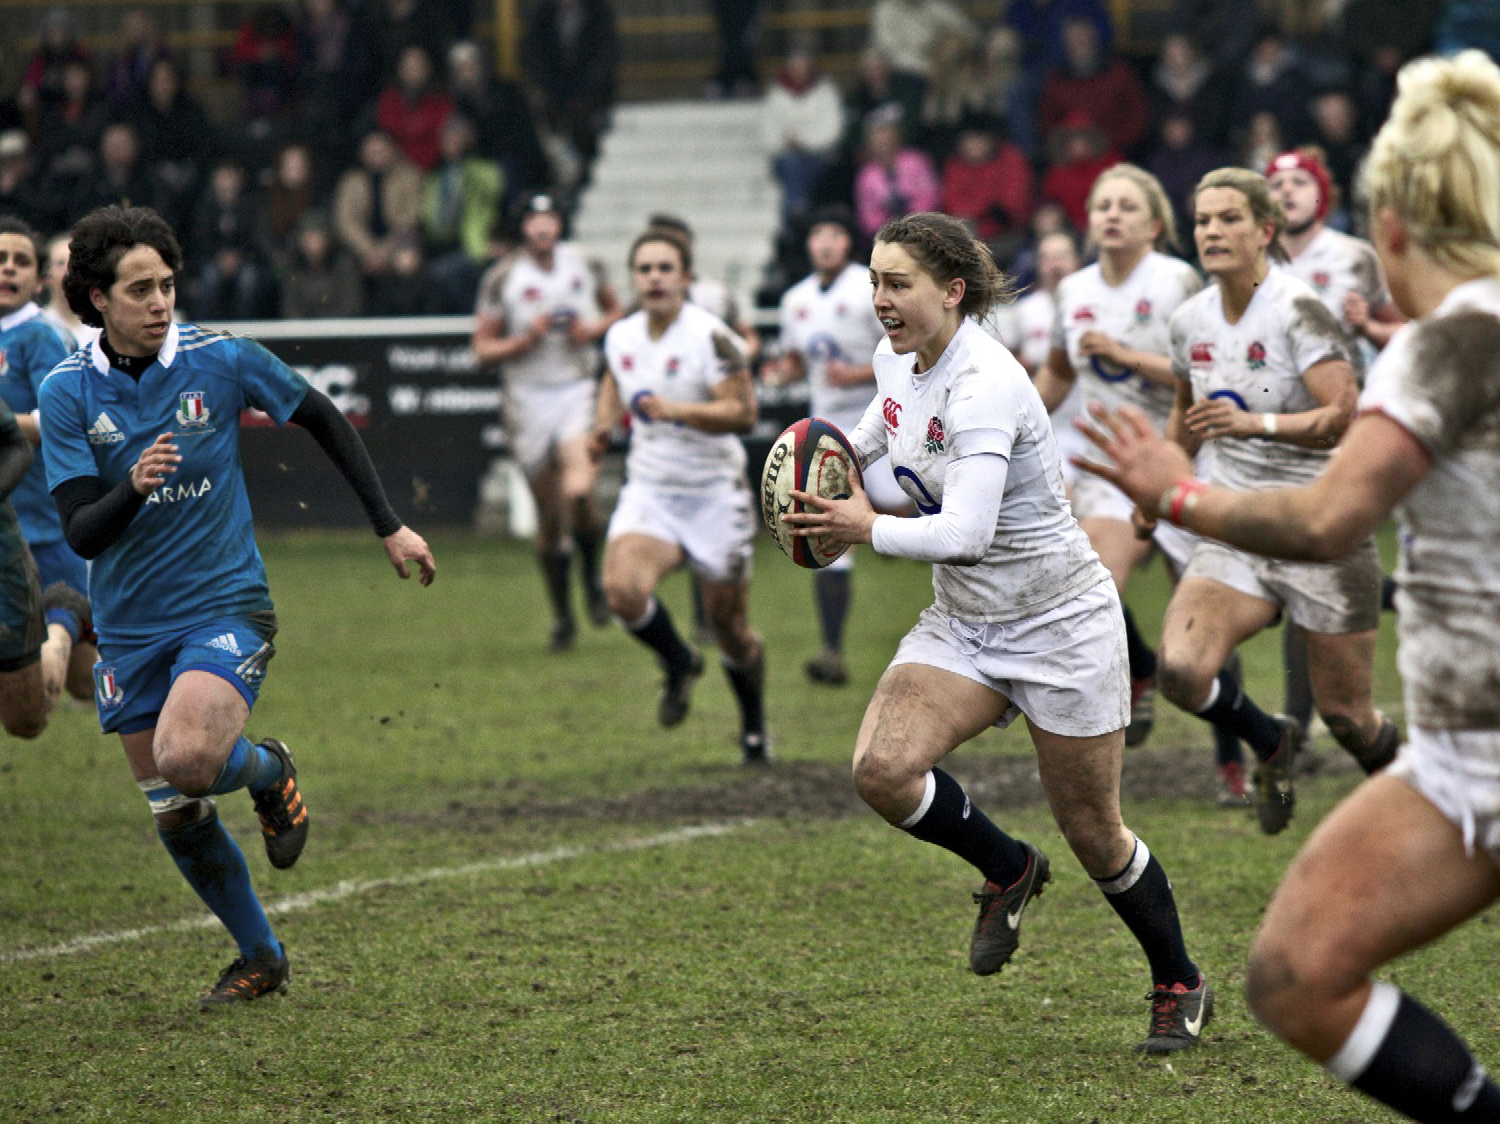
left=1367, top=50, right=1500, bottom=278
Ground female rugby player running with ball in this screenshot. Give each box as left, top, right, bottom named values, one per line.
left=785, top=211, right=1209, bottom=1053
left=1076, top=50, right=1500, bottom=1123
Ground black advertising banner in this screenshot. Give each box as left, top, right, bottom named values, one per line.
left=215, top=315, right=806, bottom=530
left=214, top=317, right=504, bottom=529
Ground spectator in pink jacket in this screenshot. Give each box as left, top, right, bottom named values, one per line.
left=854, top=106, right=940, bottom=239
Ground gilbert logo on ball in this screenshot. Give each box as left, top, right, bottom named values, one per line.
left=761, top=417, right=862, bottom=569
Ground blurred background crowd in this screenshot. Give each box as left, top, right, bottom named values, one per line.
left=0, top=0, right=1494, bottom=323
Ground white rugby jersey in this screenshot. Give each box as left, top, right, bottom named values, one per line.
left=849, top=318, right=1106, bottom=621
left=778, top=263, right=885, bottom=421
left=1359, top=277, right=1500, bottom=731
left=1051, top=251, right=1203, bottom=428
left=1169, top=266, right=1351, bottom=490
left=1006, top=287, right=1085, bottom=441
left=1284, top=226, right=1390, bottom=377
left=603, top=302, right=748, bottom=491
left=475, top=243, right=605, bottom=387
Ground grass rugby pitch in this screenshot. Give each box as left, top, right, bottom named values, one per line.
left=3, top=530, right=1494, bottom=1123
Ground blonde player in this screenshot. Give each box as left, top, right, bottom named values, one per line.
left=1034, top=165, right=1204, bottom=746
left=473, top=193, right=622, bottom=651
left=1076, top=51, right=1500, bottom=1121
left=590, top=227, right=768, bottom=764
left=786, top=212, right=1209, bottom=1054
left=1150, top=166, right=1397, bottom=836
left=768, top=206, right=909, bottom=686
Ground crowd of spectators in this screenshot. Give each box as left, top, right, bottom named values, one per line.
left=1, top=0, right=1497, bottom=323
left=0, top=0, right=615, bottom=320
left=758, top=0, right=1500, bottom=302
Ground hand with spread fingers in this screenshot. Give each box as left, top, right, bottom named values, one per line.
left=784, top=472, right=877, bottom=546
left=1073, top=402, right=1197, bottom=513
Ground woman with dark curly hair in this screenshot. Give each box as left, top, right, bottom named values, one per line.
left=40, top=204, right=435, bottom=1007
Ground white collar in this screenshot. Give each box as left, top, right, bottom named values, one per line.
left=89, top=321, right=180, bottom=374
left=0, top=302, right=41, bottom=332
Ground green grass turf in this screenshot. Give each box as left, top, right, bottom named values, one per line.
left=2, top=528, right=1490, bottom=1123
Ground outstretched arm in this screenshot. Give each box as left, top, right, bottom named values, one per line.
left=1075, top=404, right=1428, bottom=561
left=289, top=388, right=435, bottom=585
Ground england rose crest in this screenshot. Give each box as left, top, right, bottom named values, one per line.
left=924, top=416, right=945, bottom=454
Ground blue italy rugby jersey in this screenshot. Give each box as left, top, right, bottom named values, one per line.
left=39, top=322, right=309, bottom=641
left=0, top=302, right=74, bottom=545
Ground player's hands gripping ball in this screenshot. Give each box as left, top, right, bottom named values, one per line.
left=761, top=417, right=863, bottom=569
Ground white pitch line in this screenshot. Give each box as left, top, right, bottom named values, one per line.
left=1, top=820, right=754, bottom=965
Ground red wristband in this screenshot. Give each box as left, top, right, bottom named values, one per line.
left=1160, top=479, right=1208, bottom=526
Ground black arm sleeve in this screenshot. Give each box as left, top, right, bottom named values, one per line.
left=54, top=475, right=147, bottom=560
left=288, top=387, right=403, bottom=537
left=0, top=418, right=33, bottom=501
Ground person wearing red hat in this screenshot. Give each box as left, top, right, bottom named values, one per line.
left=1266, top=148, right=1405, bottom=743
left=1267, top=149, right=1404, bottom=372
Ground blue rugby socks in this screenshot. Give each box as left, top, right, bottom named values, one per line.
left=1196, top=668, right=1283, bottom=762
left=813, top=570, right=851, bottom=653
left=208, top=737, right=286, bottom=796
left=159, top=807, right=280, bottom=961
left=627, top=597, right=695, bottom=673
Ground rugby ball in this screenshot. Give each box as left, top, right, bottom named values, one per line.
left=761, top=417, right=862, bottom=569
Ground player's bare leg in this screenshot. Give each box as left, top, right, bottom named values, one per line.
left=0, top=662, right=47, bottom=737
left=1247, top=773, right=1500, bottom=1116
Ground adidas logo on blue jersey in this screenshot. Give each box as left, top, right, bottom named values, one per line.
left=87, top=412, right=126, bottom=445
left=205, top=633, right=242, bottom=656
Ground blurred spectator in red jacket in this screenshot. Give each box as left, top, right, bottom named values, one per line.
left=233, top=8, right=300, bottom=121
left=1039, top=17, right=1148, bottom=157
left=940, top=114, right=1033, bottom=259
left=376, top=44, right=454, bottom=172
left=1038, top=112, right=1119, bottom=230
left=18, top=9, right=89, bottom=122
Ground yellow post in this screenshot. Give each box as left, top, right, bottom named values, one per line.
left=495, top=0, right=520, bottom=79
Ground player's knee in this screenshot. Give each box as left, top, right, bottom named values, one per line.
left=154, top=738, right=218, bottom=798
left=1156, top=653, right=1212, bottom=711
left=2, top=707, right=47, bottom=739
left=1055, top=808, right=1124, bottom=875
left=602, top=574, right=648, bottom=621
left=852, top=743, right=918, bottom=816
left=1247, top=929, right=1357, bottom=1039
left=1244, top=942, right=1297, bottom=1032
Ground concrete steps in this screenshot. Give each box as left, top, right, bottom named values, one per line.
left=575, top=100, right=779, bottom=310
